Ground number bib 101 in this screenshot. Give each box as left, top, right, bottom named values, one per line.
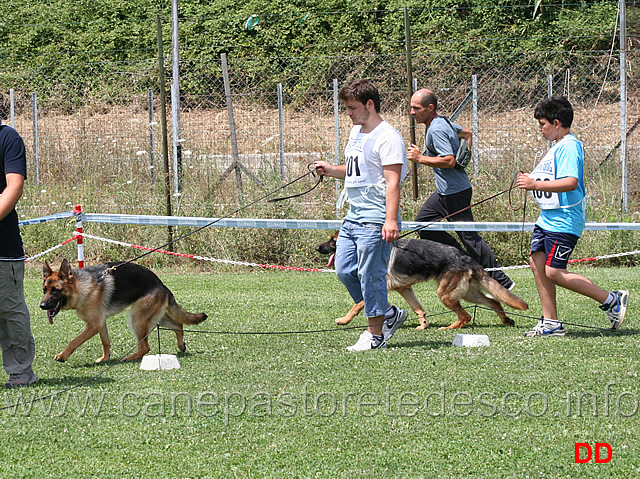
left=344, top=135, right=374, bottom=188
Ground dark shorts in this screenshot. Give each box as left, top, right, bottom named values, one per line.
left=530, top=225, right=579, bottom=269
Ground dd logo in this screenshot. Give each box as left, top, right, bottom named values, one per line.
left=574, top=443, right=613, bottom=463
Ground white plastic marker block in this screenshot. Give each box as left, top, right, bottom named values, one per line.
left=140, top=354, right=181, bottom=370
left=452, top=334, right=490, bottom=347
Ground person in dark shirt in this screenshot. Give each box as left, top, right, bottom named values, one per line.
left=0, top=97, right=36, bottom=388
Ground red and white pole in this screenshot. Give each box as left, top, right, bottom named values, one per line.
left=73, top=204, right=84, bottom=269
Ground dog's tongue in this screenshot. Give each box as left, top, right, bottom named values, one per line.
left=47, top=310, right=55, bottom=325
left=327, top=253, right=335, bottom=267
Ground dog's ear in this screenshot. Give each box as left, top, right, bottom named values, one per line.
left=43, top=260, right=53, bottom=279
left=59, top=259, right=72, bottom=279
left=330, top=231, right=338, bottom=246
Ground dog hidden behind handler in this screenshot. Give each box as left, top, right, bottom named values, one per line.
left=0, top=97, right=37, bottom=388
left=407, top=88, right=514, bottom=291
left=314, top=79, right=409, bottom=351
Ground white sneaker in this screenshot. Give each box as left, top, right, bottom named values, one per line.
left=607, top=289, right=629, bottom=329
left=524, top=318, right=565, bottom=337
left=381, top=306, right=408, bottom=341
left=601, top=290, right=629, bottom=330
left=346, top=330, right=386, bottom=351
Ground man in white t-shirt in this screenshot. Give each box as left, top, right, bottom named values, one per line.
left=315, top=79, right=408, bottom=351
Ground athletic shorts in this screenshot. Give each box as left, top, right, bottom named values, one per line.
left=530, top=225, right=579, bottom=269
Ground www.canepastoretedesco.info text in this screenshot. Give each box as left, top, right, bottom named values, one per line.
left=3, top=383, right=638, bottom=423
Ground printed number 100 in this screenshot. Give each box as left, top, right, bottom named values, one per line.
left=533, top=178, right=553, bottom=199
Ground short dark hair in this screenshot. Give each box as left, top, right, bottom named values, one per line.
left=534, top=95, right=574, bottom=128
left=338, top=79, right=381, bottom=113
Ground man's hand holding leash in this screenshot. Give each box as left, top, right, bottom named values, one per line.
left=315, top=161, right=401, bottom=244
left=314, top=161, right=345, bottom=180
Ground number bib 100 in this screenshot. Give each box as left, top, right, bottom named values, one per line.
left=529, top=150, right=561, bottom=209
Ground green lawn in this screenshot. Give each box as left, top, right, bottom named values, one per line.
left=2, top=266, right=639, bottom=477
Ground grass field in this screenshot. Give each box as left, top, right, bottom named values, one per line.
left=2, top=265, right=640, bottom=477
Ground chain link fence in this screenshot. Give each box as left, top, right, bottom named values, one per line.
left=1, top=8, right=638, bottom=219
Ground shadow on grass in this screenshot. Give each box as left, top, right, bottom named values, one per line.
left=567, top=328, right=640, bottom=338
left=60, top=357, right=136, bottom=369
left=393, top=339, right=451, bottom=349
left=45, top=349, right=199, bottom=370
left=176, top=350, right=203, bottom=359
left=33, top=375, right=116, bottom=388
left=403, top=321, right=520, bottom=331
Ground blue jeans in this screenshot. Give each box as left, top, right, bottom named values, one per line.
left=335, top=220, right=391, bottom=318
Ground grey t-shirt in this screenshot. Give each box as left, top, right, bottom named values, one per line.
left=424, top=116, right=471, bottom=195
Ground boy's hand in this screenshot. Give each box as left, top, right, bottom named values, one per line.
left=516, top=173, right=535, bottom=190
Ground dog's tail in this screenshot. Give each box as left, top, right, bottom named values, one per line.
left=166, top=293, right=208, bottom=325
left=478, top=274, right=528, bottom=311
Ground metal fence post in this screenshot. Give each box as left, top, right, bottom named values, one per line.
left=171, top=0, right=182, bottom=194
left=217, top=52, right=262, bottom=191
left=31, top=92, right=39, bottom=184
left=333, top=78, right=341, bottom=218
left=171, top=83, right=181, bottom=193
left=472, top=75, right=479, bottom=182
left=277, top=83, right=285, bottom=181
left=148, top=88, right=156, bottom=184
left=9, top=89, right=15, bottom=128
left=620, top=0, right=628, bottom=213
left=404, top=6, right=418, bottom=200
left=156, top=14, right=173, bottom=250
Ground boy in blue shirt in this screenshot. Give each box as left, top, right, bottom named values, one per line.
left=516, top=96, right=628, bottom=336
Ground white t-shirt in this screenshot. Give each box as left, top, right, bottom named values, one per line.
left=343, top=121, right=407, bottom=224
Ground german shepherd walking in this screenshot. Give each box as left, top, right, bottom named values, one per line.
left=40, top=260, right=207, bottom=363
left=317, top=232, right=528, bottom=329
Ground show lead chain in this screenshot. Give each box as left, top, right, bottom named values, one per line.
left=160, top=305, right=637, bottom=337
left=398, top=171, right=522, bottom=240
left=102, top=166, right=319, bottom=276
left=268, top=166, right=322, bottom=202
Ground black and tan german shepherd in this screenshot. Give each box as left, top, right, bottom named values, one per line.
left=317, top=232, right=528, bottom=330
left=40, top=259, right=207, bottom=363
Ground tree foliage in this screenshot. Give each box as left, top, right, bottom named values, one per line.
left=0, top=0, right=619, bottom=62
left=0, top=1, right=621, bottom=109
